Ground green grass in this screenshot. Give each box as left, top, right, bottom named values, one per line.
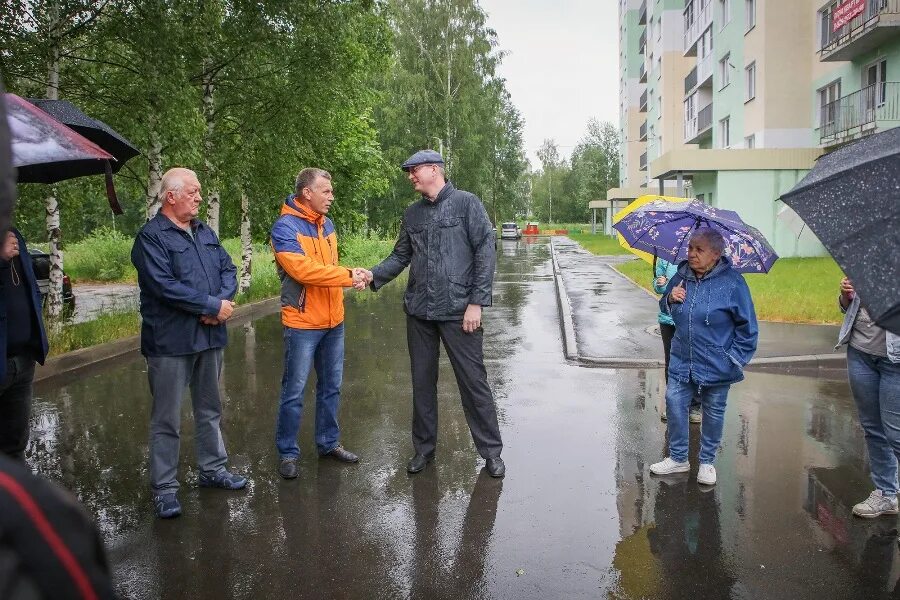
left=614, top=256, right=844, bottom=324
left=566, top=232, right=631, bottom=256
left=47, top=310, right=141, bottom=357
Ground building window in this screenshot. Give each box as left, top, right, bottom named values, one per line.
left=818, top=79, right=841, bottom=128
left=745, top=134, right=755, bottom=149
left=720, top=116, right=731, bottom=148
left=745, top=0, right=755, bottom=31
left=697, top=193, right=705, bottom=203
left=745, top=62, right=756, bottom=101
left=719, top=53, right=731, bottom=89
left=719, top=0, right=731, bottom=27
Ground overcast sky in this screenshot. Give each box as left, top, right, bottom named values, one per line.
left=478, top=0, right=619, bottom=167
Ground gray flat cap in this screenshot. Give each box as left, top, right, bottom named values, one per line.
left=401, top=149, right=444, bottom=171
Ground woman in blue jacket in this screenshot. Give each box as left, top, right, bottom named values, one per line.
left=654, top=258, right=701, bottom=424
left=649, top=228, right=758, bottom=486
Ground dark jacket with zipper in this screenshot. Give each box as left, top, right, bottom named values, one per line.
left=131, top=213, right=237, bottom=357
left=371, top=182, right=495, bottom=321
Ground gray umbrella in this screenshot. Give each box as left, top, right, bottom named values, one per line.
left=780, top=126, right=900, bottom=335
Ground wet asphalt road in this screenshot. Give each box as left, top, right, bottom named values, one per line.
left=27, top=238, right=900, bottom=599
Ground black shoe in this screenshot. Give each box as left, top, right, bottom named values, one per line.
left=322, top=446, right=359, bottom=463
left=486, top=457, right=505, bottom=478
left=279, top=457, right=299, bottom=479
left=407, top=453, right=434, bottom=474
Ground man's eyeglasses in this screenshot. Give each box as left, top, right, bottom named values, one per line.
left=409, top=164, right=436, bottom=175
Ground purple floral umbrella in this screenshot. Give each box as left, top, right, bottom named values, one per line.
left=612, top=199, right=778, bottom=273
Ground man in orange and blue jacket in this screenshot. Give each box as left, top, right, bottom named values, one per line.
left=271, top=168, right=368, bottom=479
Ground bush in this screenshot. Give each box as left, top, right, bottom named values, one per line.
left=64, top=227, right=136, bottom=282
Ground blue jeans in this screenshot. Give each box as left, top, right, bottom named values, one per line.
left=666, top=379, right=731, bottom=464
left=847, top=345, right=900, bottom=495
left=275, top=324, right=345, bottom=458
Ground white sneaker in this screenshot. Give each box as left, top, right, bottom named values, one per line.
left=852, top=490, right=899, bottom=518
left=650, top=457, right=690, bottom=475
left=697, top=463, right=717, bottom=485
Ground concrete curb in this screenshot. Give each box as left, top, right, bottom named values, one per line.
left=549, top=238, right=848, bottom=372
left=35, top=297, right=280, bottom=384
left=550, top=238, right=578, bottom=361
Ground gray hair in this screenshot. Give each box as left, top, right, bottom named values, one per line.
left=159, top=167, right=197, bottom=199
left=295, top=168, right=331, bottom=195
left=689, top=227, right=726, bottom=255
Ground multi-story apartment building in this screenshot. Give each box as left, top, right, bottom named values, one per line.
left=610, top=0, right=900, bottom=258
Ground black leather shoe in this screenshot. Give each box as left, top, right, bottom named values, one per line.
left=279, top=457, right=298, bottom=479
left=323, top=446, right=359, bottom=463
left=486, top=457, right=505, bottom=478
left=407, top=453, right=434, bottom=474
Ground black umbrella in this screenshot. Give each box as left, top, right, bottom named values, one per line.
left=5, top=94, right=123, bottom=214
left=27, top=99, right=139, bottom=173
left=780, top=127, right=900, bottom=335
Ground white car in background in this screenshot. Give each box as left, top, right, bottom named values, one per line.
left=500, top=222, right=521, bottom=240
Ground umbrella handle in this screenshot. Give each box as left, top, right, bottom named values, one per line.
left=104, top=161, right=123, bottom=215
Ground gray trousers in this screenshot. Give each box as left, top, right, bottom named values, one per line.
left=147, top=348, right=228, bottom=494
left=407, top=315, right=503, bottom=459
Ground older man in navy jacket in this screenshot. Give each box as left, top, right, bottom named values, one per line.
left=132, top=167, right=246, bottom=519
left=0, top=228, right=48, bottom=461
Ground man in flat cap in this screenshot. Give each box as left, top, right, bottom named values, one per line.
left=358, top=149, right=504, bottom=477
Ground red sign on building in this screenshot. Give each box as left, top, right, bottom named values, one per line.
left=833, top=0, right=866, bottom=31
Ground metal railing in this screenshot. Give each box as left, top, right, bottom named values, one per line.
left=697, top=53, right=713, bottom=86
left=684, top=66, right=698, bottom=95
left=684, top=103, right=713, bottom=142
left=683, top=0, right=712, bottom=54
left=640, top=89, right=648, bottom=112
left=697, top=103, right=713, bottom=132
left=640, top=152, right=648, bottom=171
left=820, top=82, right=900, bottom=142
left=820, top=0, right=900, bottom=54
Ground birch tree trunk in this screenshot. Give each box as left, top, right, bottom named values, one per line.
left=238, top=189, right=252, bottom=294
left=145, top=113, right=162, bottom=219
left=202, top=63, right=219, bottom=234
left=45, top=1, right=63, bottom=322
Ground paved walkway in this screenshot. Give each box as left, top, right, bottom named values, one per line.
left=552, top=237, right=842, bottom=366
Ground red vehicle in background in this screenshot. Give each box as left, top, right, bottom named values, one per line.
left=523, top=222, right=539, bottom=236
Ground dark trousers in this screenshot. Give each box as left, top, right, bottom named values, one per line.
left=406, top=315, right=502, bottom=459
left=0, top=354, right=35, bottom=460
left=147, top=348, right=229, bottom=494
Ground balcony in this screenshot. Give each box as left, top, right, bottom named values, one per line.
left=820, top=0, right=900, bottom=62
left=639, top=89, right=648, bottom=112
left=639, top=61, right=647, bottom=83
left=639, top=151, right=648, bottom=171
left=639, top=29, right=647, bottom=55
left=697, top=54, right=713, bottom=87
left=685, top=55, right=713, bottom=96
left=684, top=103, right=713, bottom=143
left=820, top=82, right=900, bottom=145
left=640, top=121, right=648, bottom=141
left=683, top=0, right=712, bottom=56
left=639, top=0, right=647, bottom=25
left=684, top=66, right=697, bottom=95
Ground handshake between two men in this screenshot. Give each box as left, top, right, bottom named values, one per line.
left=351, top=268, right=373, bottom=291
